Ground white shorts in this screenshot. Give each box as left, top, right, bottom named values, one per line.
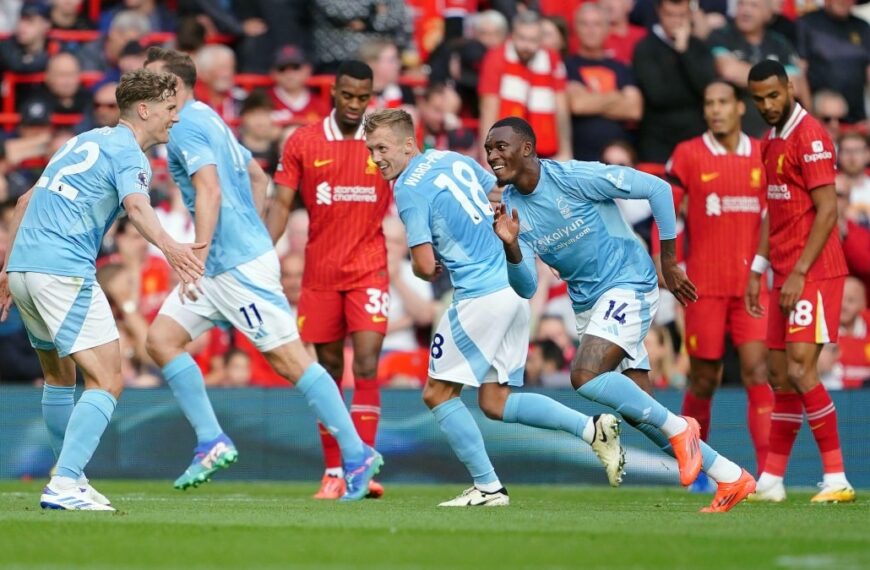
left=575, top=287, right=659, bottom=373
left=8, top=272, right=119, bottom=358
left=158, top=250, right=298, bottom=352
left=428, top=287, right=530, bottom=387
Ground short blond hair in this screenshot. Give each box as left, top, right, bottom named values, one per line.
left=116, top=69, right=177, bottom=115
left=363, top=108, right=415, bottom=139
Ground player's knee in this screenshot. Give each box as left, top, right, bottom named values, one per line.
left=741, top=360, right=768, bottom=387
left=144, top=332, right=163, bottom=363
left=422, top=381, right=451, bottom=409
left=785, top=359, right=814, bottom=390
left=570, top=368, right=598, bottom=390
left=479, top=398, right=504, bottom=421
left=351, top=353, right=379, bottom=379
left=688, top=376, right=717, bottom=398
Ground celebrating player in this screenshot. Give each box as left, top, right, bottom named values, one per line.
left=267, top=61, right=391, bottom=499
left=0, top=69, right=205, bottom=510
left=746, top=60, right=855, bottom=503
left=666, top=80, right=773, bottom=490
left=364, top=109, right=626, bottom=507
left=488, top=117, right=756, bottom=513
left=143, top=48, right=382, bottom=501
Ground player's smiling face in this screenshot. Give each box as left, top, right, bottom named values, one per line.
left=366, top=126, right=413, bottom=181
left=333, top=75, right=373, bottom=130
left=704, top=82, right=744, bottom=137
left=485, top=126, right=529, bottom=186
left=146, top=94, right=179, bottom=144
left=749, top=76, right=793, bottom=128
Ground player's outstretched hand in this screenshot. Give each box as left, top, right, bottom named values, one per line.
left=493, top=203, right=520, bottom=245
left=0, top=270, right=12, bottom=322
left=162, top=240, right=207, bottom=285
left=779, top=270, right=805, bottom=316
left=662, top=261, right=698, bottom=306
left=744, top=272, right=765, bottom=318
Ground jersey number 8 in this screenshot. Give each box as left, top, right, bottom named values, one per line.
left=433, top=161, right=493, bottom=224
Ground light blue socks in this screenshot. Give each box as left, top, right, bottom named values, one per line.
left=162, top=353, right=223, bottom=444
left=503, top=392, right=590, bottom=438
left=296, top=362, right=365, bottom=464
left=42, top=384, right=75, bottom=459
left=432, top=397, right=499, bottom=488
left=55, top=389, right=116, bottom=480
left=576, top=371, right=670, bottom=428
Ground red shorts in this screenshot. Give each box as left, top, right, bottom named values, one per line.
left=297, top=286, right=389, bottom=343
left=685, top=294, right=768, bottom=360
left=767, top=277, right=844, bottom=350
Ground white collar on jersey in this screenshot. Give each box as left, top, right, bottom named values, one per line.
left=323, top=109, right=365, bottom=141
left=702, top=131, right=752, bottom=156
left=768, top=103, right=807, bottom=140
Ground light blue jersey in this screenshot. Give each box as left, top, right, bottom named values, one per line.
left=394, top=150, right=506, bottom=301
left=8, top=125, right=150, bottom=278
left=503, top=160, right=677, bottom=312
left=167, top=100, right=272, bottom=277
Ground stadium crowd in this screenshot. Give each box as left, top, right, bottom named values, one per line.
left=0, top=0, right=868, bottom=392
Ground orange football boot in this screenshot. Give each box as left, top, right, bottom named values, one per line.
left=701, top=469, right=757, bottom=513
left=313, top=474, right=345, bottom=499
left=668, top=416, right=702, bottom=486
left=366, top=480, right=385, bottom=499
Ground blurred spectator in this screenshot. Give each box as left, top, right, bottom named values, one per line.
left=96, top=261, right=152, bottom=375
left=99, top=0, right=175, bottom=34
left=118, top=39, right=147, bottom=76
left=837, top=183, right=870, bottom=296
left=838, top=277, right=870, bottom=388
left=766, top=0, right=798, bottom=45
left=175, top=15, right=206, bottom=55
left=0, top=129, right=51, bottom=200
left=268, top=45, right=328, bottom=127
left=219, top=349, right=253, bottom=388
left=602, top=140, right=653, bottom=231
left=311, top=0, right=409, bottom=74
left=634, top=0, right=716, bottom=163
left=238, top=92, right=281, bottom=176
left=358, top=39, right=415, bottom=110
left=234, top=0, right=311, bottom=73
left=601, top=0, right=647, bottom=66
left=78, top=10, right=151, bottom=80
left=645, top=324, right=685, bottom=388
left=0, top=2, right=51, bottom=107
left=565, top=3, right=643, bottom=161
left=194, top=44, right=245, bottom=124
left=541, top=15, right=569, bottom=57
left=8, top=98, right=55, bottom=196
left=0, top=1, right=23, bottom=35
left=381, top=216, right=436, bottom=354
left=525, top=339, right=570, bottom=387
left=812, top=89, right=848, bottom=143
left=535, top=313, right=577, bottom=365
left=50, top=0, right=94, bottom=30
left=479, top=11, right=572, bottom=160
left=90, top=81, right=120, bottom=128
left=708, top=0, right=807, bottom=137
left=837, top=132, right=870, bottom=224
left=417, top=83, right=477, bottom=155
left=797, top=0, right=870, bottom=124
left=280, top=252, right=304, bottom=311
left=473, top=9, right=510, bottom=49
left=22, top=52, right=90, bottom=123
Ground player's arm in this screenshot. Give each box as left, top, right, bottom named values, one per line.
left=409, top=243, right=442, bottom=281
left=745, top=212, right=769, bottom=318
left=190, top=164, right=223, bottom=265
left=265, top=183, right=297, bottom=244
left=493, top=203, right=538, bottom=298
left=122, top=193, right=205, bottom=284
left=247, top=158, right=270, bottom=217
left=0, top=188, right=34, bottom=321
left=780, top=184, right=838, bottom=314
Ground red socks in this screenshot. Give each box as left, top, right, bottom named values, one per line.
left=765, top=391, right=802, bottom=477
left=350, top=377, right=380, bottom=448
left=745, top=384, right=774, bottom=474
left=800, top=384, right=845, bottom=474
left=681, top=391, right=712, bottom=441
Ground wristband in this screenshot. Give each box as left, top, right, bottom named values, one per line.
left=750, top=255, right=769, bottom=274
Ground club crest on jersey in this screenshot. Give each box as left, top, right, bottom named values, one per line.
left=776, top=154, right=785, bottom=175
left=750, top=168, right=761, bottom=188
left=556, top=196, right=572, bottom=219
left=365, top=156, right=378, bottom=175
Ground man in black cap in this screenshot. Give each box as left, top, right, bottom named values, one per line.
left=0, top=3, right=52, bottom=107
left=268, top=45, right=328, bottom=127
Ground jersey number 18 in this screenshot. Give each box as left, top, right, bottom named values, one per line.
left=433, top=161, right=493, bottom=224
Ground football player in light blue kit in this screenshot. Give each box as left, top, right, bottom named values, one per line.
left=0, top=69, right=206, bottom=510
left=365, top=109, right=626, bottom=507
left=143, top=48, right=382, bottom=501
left=488, top=117, right=757, bottom=512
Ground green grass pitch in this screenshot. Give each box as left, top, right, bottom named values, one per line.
left=0, top=481, right=867, bottom=570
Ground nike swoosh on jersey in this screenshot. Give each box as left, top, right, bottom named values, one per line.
left=701, top=172, right=720, bottom=182
left=788, top=326, right=807, bottom=334
left=372, top=315, right=387, bottom=323
left=314, top=159, right=334, bottom=167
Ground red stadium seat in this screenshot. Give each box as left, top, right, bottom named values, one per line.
left=2, top=71, right=104, bottom=114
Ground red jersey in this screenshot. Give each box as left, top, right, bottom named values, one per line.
left=761, top=104, right=848, bottom=286
left=274, top=111, right=391, bottom=291
left=268, top=88, right=328, bottom=127
left=604, top=26, right=648, bottom=66
left=667, top=132, right=766, bottom=297
left=839, top=310, right=870, bottom=388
